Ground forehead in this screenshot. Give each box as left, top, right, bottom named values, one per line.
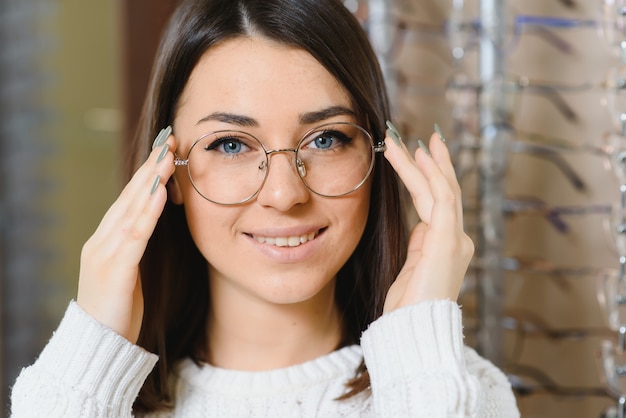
left=174, top=37, right=353, bottom=137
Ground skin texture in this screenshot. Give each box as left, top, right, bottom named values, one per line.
left=76, top=36, right=473, bottom=372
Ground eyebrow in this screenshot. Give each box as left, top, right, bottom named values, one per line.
left=299, top=106, right=356, bottom=124
left=196, top=106, right=356, bottom=127
left=196, top=112, right=257, bottom=127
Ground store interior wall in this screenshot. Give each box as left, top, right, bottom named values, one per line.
left=1, top=1, right=623, bottom=417
left=0, top=0, right=121, bottom=412
left=384, top=1, right=621, bottom=417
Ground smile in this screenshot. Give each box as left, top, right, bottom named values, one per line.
left=252, top=231, right=318, bottom=247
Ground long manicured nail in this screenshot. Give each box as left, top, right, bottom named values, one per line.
left=150, top=175, right=161, bottom=195
left=151, top=125, right=172, bottom=150
left=156, top=143, right=169, bottom=163
left=385, top=120, right=403, bottom=146
left=434, top=123, right=446, bottom=143
left=418, top=139, right=432, bottom=157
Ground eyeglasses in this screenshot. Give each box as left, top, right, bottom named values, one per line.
left=599, top=337, right=626, bottom=418
left=447, top=14, right=598, bottom=61
left=601, top=0, right=626, bottom=52
left=463, top=195, right=612, bottom=238
left=174, top=122, right=385, bottom=205
left=597, top=268, right=626, bottom=331
left=600, top=338, right=626, bottom=392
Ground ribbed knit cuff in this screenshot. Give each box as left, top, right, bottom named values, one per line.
left=36, top=301, right=158, bottom=414
left=361, top=300, right=465, bottom=389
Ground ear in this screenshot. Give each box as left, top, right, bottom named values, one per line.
left=167, top=175, right=184, bottom=205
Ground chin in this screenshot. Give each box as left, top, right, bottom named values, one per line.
left=265, top=279, right=335, bottom=305
left=236, top=270, right=337, bottom=307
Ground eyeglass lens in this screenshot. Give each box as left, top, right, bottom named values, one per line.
left=184, top=122, right=375, bottom=205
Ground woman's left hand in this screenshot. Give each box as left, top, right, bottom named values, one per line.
left=382, top=124, right=474, bottom=313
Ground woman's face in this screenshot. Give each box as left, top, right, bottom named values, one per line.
left=171, top=37, right=371, bottom=307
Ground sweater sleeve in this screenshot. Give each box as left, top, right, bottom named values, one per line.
left=10, top=301, right=158, bottom=418
left=360, top=300, right=519, bottom=418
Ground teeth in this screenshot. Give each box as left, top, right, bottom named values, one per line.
left=254, top=232, right=316, bottom=247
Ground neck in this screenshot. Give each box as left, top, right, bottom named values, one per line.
left=206, top=273, right=343, bottom=371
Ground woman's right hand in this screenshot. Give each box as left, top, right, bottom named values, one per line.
left=77, top=128, right=176, bottom=344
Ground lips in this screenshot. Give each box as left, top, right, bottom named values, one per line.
left=252, top=231, right=318, bottom=247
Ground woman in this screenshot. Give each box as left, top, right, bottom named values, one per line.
left=11, top=0, right=519, bottom=416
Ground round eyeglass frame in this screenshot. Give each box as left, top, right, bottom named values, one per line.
left=173, top=121, right=387, bottom=206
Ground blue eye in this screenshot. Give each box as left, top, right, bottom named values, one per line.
left=221, top=140, right=242, bottom=154
left=314, top=133, right=334, bottom=149
left=205, top=137, right=247, bottom=154
left=308, top=130, right=351, bottom=150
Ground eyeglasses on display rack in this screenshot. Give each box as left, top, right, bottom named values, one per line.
left=441, top=125, right=591, bottom=190
left=174, top=122, right=385, bottom=205
left=461, top=311, right=626, bottom=413
left=462, top=305, right=615, bottom=342
left=371, top=6, right=599, bottom=78
left=601, top=0, right=626, bottom=52
left=506, top=128, right=626, bottom=196
left=447, top=14, right=598, bottom=61
left=396, top=76, right=595, bottom=180
left=393, top=0, right=579, bottom=18
left=509, top=369, right=612, bottom=399
left=445, top=75, right=592, bottom=123
left=463, top=195, right=612, bottom=236
left=502, top=314, right=617, bottom=388
left=387, top=10, right=597, bottom=60
left=501, top=256, right=594, bottom=282
left=597, top=268, right=626, bottom=331
left=599, top=339, right=626, bottom=418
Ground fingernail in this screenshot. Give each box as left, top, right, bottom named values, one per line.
left=151, top=125, right=172, bottom=150
left=385, top=120, right=403, bottom=146
left=434, top=123, right=446, bottom=143
left=150, top=175, right=161, bottom=195
left=418, top=139, right=432, bottom=157
left=156, top=143, right=169, bottom=163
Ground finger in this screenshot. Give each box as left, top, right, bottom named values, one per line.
left=105, top=130, right=176, bottom=215
left=427, top=131, right=464, bottom=226
left=121, top=132, right=176, bottom=209
left=91, top=133, right=176, bottom=252
left=113, top=127, right=173, bottom=205
left=77, top=128, right=176, bottom=343
left=413, top=147, right=462, bottom=238
left=429, top=131, right=458, bottom=190
left=79, top=135, right=175, bottom=320
left=383, top=127, right=435, bottom=221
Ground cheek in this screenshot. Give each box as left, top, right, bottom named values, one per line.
left=331, top=185, right=372, bottom=252
left=177, top=180, right=239, bottom=257
left=353, top=180, right=372, bottom=226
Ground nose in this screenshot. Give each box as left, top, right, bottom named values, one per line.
left=255, top=149, right=310, bottom=211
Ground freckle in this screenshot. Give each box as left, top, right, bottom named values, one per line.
left=291, top=322, right=297, bottom=326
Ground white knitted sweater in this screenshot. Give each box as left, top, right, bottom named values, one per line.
left=11, top=300, right=519, bottom=417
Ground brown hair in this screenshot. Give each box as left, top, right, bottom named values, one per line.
left=127, top=0, right=407, bottom=412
